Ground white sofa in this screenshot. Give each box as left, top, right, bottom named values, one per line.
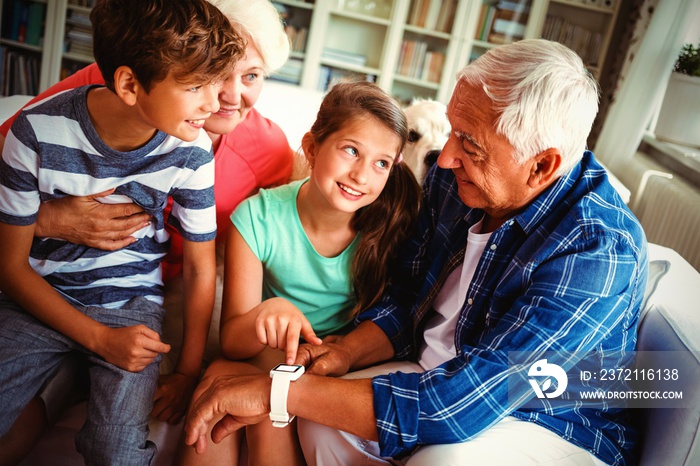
left=2, top=82, right=699, bottom=465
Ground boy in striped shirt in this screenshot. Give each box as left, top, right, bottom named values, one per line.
left=0, top=0, right=243, bottom=463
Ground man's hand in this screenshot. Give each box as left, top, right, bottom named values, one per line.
left=295, top=335, right=355, bottom=377
left=296, top=321, right=395, bottom=377
left=254, top=297, right=323, bottom=364
left=152, top=371, right=199, bottom=424
left=96, top=325, right=170, bottom=372
left=184, top=373, right=270, bottom=454
left=35, top=188, right=151, bottom=250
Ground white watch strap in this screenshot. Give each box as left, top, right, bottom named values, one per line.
left=270, top=375, right=294, bottom=427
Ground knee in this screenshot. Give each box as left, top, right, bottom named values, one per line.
left=76, top=422, right=156, bottom=465
left=298, top=418, right=377, bottom=466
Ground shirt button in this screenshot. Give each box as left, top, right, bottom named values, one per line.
left=490, top=244, right=497, bottom=250
left=467, top=298, right=474, bottom=305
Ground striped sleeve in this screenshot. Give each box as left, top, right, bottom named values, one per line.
left=0, top=116, right=41, bottom=225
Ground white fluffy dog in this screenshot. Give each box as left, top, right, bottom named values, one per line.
left=402, top=99, right=451, bottom=183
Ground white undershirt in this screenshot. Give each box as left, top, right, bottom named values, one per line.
left=418, top=217, right=492, bottom=370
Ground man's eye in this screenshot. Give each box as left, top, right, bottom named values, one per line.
left=188, top=86, right=201, bottom=92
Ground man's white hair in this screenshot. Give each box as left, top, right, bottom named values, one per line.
left=456, top=39, right=599, bottom=175
left=208, top=0, right=291, bottom=75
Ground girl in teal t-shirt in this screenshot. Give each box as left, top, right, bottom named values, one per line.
left=187, top=81, right=421, bottom=466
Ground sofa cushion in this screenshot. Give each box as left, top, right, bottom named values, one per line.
left=636, top=244, right=700, bottom=466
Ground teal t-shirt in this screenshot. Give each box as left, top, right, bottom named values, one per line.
left=230, top=179, right=358, bottom=337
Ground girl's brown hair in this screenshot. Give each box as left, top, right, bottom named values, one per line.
left=308, top=81, right=421, bottom=317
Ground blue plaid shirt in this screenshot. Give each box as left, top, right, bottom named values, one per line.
left=360, top=152, right=648, bottom=465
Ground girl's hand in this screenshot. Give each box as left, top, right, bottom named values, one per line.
left=254, top=297, right=323, bottom=364
left=35, top=188, right=151, bottom=251
left=152, top=371, right=199, bottom=424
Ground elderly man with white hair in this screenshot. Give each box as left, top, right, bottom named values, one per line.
left=185, top=39, right=648, bottom=466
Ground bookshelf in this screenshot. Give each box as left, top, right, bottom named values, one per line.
left=393, top=0, right=470, bottom=103
left=0, top=0, right=622, bottom=108
left=50, top=0, right=94, bottom=82
left=461, top=0, right=548, bottom=80
left=0, top=0, right=56, bottom=95
left=540, top=0, right=621, bottom=80
left=296, top=0, right=471, bottom=104
left=272, top=0, right=315, bottom=84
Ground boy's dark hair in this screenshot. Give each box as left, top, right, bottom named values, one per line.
left=308, top=81, right=421, bottom=317
left=91, top=0, right=244, bottom=92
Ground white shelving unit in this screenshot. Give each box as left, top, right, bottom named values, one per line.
left=541, top=0, right=621, bottom=80
left=1, top=0, right=621, bottom=104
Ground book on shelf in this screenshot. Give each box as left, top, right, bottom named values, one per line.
left=4, top=0, right=45, bottom=46
left=285, top=25, right=308, bottom=54
left=475, top=0, right=531, bottom=43
left=396, top=39, right=444, bottom=83
left=273, top=57, right=303, bottom=84
left=1, top=46, right=40, bottom=95
left=435, top=0, right=457, bottom=33
left=317, top=66, right=376, bottom=92
left=541, top=14, right=602, bottom=67
left=421, top=51, right=445, bottom=83
left=408, top=0, right=457, bottom=33
left=25, top=2, right=45, bottom=46
left=321, top=48, right=367, bottom=67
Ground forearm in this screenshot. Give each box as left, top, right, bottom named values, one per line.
left=290, top=375, right=378, bottom=440
left=176, top=244, right=217, bottom=377
left=0, top=223, right=107, bottom=351
left=0, top=264, right=106, bottom=353
left=219, top=309, right=267, bottom=360
left=337, top=321, right=394, bottom=371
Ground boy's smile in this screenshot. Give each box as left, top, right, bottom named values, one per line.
left=133, top=72, right=221, bottom=144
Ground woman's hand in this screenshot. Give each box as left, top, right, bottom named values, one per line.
left=35, top=188, right=151, bottom=251
left=254, top=297, right=323, bottom=364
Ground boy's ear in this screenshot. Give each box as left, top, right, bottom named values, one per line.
left=113, top=66, right=141, bottom=106
left=301, top=132, right=316, bottom=168
left=528, top=148, right=561, bottom=188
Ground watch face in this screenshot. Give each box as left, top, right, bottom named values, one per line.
left=273, top=363, right=303, bottom=373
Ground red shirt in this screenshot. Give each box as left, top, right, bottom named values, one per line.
left=1, top=63, right=294, bottom=281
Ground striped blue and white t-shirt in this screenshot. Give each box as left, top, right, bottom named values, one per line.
left=0, top=85, right=216, bottom=308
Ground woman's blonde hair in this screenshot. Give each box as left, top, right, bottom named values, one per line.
left=207, top=0, right=291, bottom=75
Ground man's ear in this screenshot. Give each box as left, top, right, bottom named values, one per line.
left=113, top=66, right=141, bottom=107
left=301, top=132, right=316, bottom=168
left=528, top=148, right=561, bottom=188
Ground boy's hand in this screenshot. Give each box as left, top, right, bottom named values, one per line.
left=35, top=188, right=151, bottom=251
left=254, top=298, right=323, bottom=364
left=152, top=371, right=198, bottom=424
left=98, top=325, right=170, bottom=372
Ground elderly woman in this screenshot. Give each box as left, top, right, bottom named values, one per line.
left=0, top=0, right=294, bottom=463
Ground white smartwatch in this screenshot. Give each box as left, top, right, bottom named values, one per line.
left=269, top=363, right=305, bottom=428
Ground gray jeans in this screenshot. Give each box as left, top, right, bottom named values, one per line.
left=0, top=295, right=164, bottom=466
